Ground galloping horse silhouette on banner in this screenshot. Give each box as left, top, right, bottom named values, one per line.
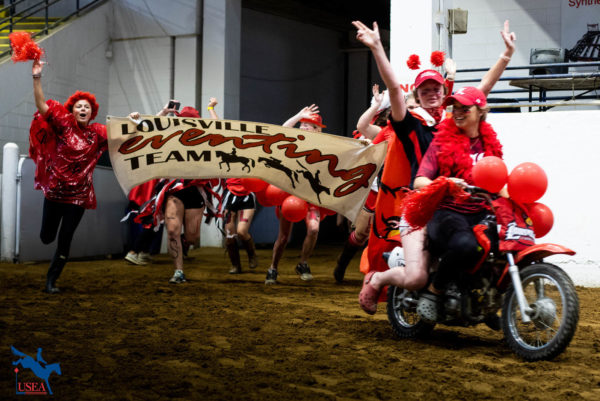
left=296, top=161, right=330, bottom=204
left=258, top=156, right=299, bottom=188
left=215, top=149, right=255, bottom=172
left=11, top=346, right=61, bottom=395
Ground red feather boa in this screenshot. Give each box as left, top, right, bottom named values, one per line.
left=9, top=32, right=44, bottom=62
left=433, top=118, right=503, bottom=183
left=402, top=177, right=470, bottom=230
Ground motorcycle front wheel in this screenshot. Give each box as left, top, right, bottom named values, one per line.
left=387, top=285, right=435, bottom=338
left=502, top=263, right=579, bottom=361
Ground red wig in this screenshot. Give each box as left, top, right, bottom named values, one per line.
left=64, top=91, right=99, bottom=121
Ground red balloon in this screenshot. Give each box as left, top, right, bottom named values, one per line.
left=472, top=156, right=508, bottom=193
left=265, top=185, right=289, bottom=206
left=255, top=188, right=274, bottom=207
left=281, top=196, right=308, bottom=222
left=240, top=178, right=268, bottom=193
left=526, top=202, right=554, bottom=238
left=507, top=162, right=548, bottom=203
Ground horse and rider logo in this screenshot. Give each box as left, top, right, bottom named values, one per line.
left=11, top=346, right=61, bottom=395
left=215, top=149, right=330, bottom=204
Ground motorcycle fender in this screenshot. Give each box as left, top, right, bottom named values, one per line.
left=496, top=243, right=575, bottom=289
left=514, top=243, right=576, bottom=266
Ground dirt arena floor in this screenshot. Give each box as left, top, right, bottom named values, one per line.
left=1, top=244, right=599, bottom=400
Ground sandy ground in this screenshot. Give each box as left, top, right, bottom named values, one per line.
left=1, top=245, right=599, bottom=400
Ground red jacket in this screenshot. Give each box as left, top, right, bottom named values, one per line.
left=29, top=99, right=107, bottom=209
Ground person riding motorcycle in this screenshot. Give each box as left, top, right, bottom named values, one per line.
left=412, top=86, right=504, bottom=322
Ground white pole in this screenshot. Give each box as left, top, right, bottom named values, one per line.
left=14, top=157, right=27, bottom=261
left=2, top=143, right=19, bottom=262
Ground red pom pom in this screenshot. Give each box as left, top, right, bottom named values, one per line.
left=9, top=32, right=44, bottom=62
left=430, top=51, right=445, bottom=67
left=406, top=54, right=421, bottom=70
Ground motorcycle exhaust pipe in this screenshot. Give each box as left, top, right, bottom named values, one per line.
left=507, top=253, right=533, bottom=323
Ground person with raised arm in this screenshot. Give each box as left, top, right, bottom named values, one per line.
left=352, top=19, right=516, bottom=314
left=264, top=104, right=325, bottom=284
left=29, top=59, right=108, bottom=293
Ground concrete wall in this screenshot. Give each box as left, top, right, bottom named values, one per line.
left=18, top=159, right=128, bottom=262
left=107, top=0, right=200, bottom=117
left=0, top=1, right=112, bottom=168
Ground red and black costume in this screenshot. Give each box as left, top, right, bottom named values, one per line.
left=134, top=179, right=220, bottom=229
left=222, top=178, right=258, bottom=274
left=223, top=178, right=256, bottom=212
left=416, top=118, right=503, bottom=291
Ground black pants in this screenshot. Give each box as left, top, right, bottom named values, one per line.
left=427, top=209, right=487, bottom=290
left=40, top=198, right=85, bottom=258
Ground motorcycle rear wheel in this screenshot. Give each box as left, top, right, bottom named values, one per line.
left=502, top=263, right=579, bottom=361
left=387, top=285, right=435, bottom=338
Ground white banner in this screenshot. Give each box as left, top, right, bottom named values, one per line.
left=106, top=116, right=387, bottom=221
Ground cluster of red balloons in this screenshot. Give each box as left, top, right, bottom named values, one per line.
left=471, top=157, right=553, bottom=238
left=240, top=178, right=335, bottom=222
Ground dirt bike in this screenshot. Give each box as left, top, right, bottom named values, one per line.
left=385, top=186, right=579, bottom=361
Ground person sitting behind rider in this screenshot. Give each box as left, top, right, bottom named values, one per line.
left=413, top=87, right=504, bottom=323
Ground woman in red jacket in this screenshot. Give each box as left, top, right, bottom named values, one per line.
left=30, top=60, right=107, bottom=293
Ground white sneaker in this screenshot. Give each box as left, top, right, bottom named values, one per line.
left=138, top=252, right=153, bottom=264
left=124, top=252, right=148, bottom=266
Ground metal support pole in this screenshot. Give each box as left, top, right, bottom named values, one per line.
left=507, top=253, right=533, bottom=323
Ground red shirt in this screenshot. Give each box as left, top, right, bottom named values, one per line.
left=226, top=178, right=251, bottom=196
left=417, top=137, right=487, bottom=213
left=29, top=99, right=107, bottom=209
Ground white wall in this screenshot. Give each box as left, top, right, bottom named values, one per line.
left=452, top=0, right=562, bottom=70
left=488, top=110, right=600, bottom=265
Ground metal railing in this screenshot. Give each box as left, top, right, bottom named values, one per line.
left=456, top=61, right=600, bottom=111
left=0, top=0, right=106, bottom=60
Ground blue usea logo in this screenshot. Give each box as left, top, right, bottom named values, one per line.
left=11, top=346, right=61, bottom=395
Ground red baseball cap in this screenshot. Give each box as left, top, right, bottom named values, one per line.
left=414, top=69, right=444, bottom=88
left=444, top=86, right=487, bottom=108
left=300, top=113, right=326, bottom=128
left=176, top=106, right=200, bottom=118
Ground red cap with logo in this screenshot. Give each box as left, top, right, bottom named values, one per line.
left=176, top=106, right=200, bottom=118
left=444, top=86, right=487, bottom=108
left=300, top=113, right=326, bottom=128
left=414, top=69, right=445, bottom=88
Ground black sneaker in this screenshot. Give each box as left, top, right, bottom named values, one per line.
left=265, top=269, right=278, bottom=285
left=295, top=262, right=313, bottom=281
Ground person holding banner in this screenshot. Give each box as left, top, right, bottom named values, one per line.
left=29, top=59, right=107, bottom=293
left=265, top=104, right=325, bottom=284
left=333, top=84, right=392, bottom=283
left=352, top=19, right=516, bottom=314
left=207, top=98, right=259, bottom=274
left=222, top=178, right=258, bottom=274
left=129, top=102, right=218, bottom=284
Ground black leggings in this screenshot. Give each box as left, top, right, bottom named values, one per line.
left=40, top=198, right=85, bottom=258
left=427, top=209, right=487, bottom=290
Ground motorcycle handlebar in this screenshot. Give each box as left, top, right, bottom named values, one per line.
left=463, top=185, right=497, bottom=208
